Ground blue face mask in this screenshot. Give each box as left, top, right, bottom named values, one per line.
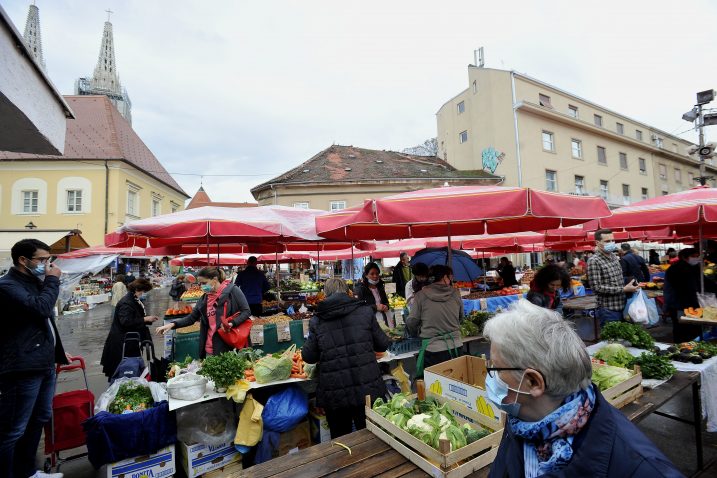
left=200, top=284, right=213, bottom=294
left=603, top=242, right=618, bottom=253
left=139, top=292, right=148, bottom=301
left=30, top=263, right=46, bottom=277
left=484, top=370, right=529, bottom=417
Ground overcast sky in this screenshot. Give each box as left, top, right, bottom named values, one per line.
left=5, top=0, right=716, bottom=202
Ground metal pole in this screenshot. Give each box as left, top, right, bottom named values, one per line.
left=698, top=104, right=707, bottom=186
left=700, top=223, right=705, bottom=293
left=351, top=241, right=355, bottom=280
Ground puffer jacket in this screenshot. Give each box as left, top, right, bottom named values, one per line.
left=406, top=282, right=463, bottom=352
left=101, top=292, right=152, bottom=377
left=301, top=293, right=390, bottom=409
left=171, top=283, right=251, bottom=359
left=526, top=286, right=563, bottom=315
left=0, top=267, right=68, bottom=376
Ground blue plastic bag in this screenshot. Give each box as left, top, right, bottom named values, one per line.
left=623, top=290, right=659, bottom=326
left=255, top=385, right=309, bottom=464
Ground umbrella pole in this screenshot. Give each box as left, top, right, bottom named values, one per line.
left=275, top=250, right=280, bottom=293
left=700, top=223, right=705, bottom=293
left=447, top=223, right=453, bottom=268
left=206, top=233, right=210, bottom=263
left=351, top=241, right=355, bottom=281
left=316, top=243, right=320, bottom=283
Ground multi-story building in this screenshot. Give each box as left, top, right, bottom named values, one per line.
left=436, top=66, right=712, bottom=207
left=0, top=95, right=189, bottom=247
left=251, top=145, right=501, bottom=210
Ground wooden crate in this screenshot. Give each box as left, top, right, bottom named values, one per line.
left=365, top=391, right=505, bottom=478
left=594, top=363, right=643, bottom=409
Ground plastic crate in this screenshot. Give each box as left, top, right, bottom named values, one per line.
left=388, top=337, right=422, bottom=354
left=173, top=331, right=200, bottom=362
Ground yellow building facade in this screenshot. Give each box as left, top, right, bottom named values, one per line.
left=436, top=67, right=713, bottom=207
left=0, top=96, right=189, bottom=246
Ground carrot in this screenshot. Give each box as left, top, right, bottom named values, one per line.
left=290, top=373, right=307, bottom=379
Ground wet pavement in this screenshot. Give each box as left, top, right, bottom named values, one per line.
left=36, top=289, right=717, bottom=477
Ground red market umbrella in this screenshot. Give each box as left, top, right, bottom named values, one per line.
left=316, top=185, right=612, bottom=240
left=55, top=245, right=146, bottom=259
left=366, top=238, right=431, bottom=259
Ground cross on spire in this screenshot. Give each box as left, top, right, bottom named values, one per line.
left=106, top=9, right=113, bottom=22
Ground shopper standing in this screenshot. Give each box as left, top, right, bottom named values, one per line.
left=407, top=265, right=463, bottom=373
left=587, top=230, right=638, bottom=326
left=648, top=249, right=661, bottom=266
left=405, top=262, right=429, bottom=308
left=526, top=264, right=570, bottom=315
left=101, top=279, right=158, bottom=379
left=354, top=262, right=389, bottom=325
left=497, top=257, right=519, bottom=288
left=234, top=256, right=271, bottom=316
left=619, top=243, right=650, bottom=283
left=111, top=274, right=127, bottom=312
left=168, top=274, right=186, bottom=306
left=0, top=239, right=68, bottom=478
left=392, top=252, right=412, bottom=298
left=302, top=278, right=390, bottom=439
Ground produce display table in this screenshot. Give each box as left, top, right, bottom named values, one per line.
left=588, top=341, right=717, bottom=434
left=85, top=292, right=110, bottom=305
left=679, top=316, right=717, bottom=341
left=559, top=285, right=586, bottom=299
left=462, top=294, right=523, bottom=314
left=562, top=295, right=599, bottom=341
left=235, top=428, right=489, bottom=478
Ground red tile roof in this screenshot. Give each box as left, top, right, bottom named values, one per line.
left=186, top=187, right=258, bottom=209
left=251, top=145, right=500, bottom=195
left=0, top=95, right=188, bottom=197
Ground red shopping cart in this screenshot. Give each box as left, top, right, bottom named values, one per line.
left=43, top=355, right=95, bottom=473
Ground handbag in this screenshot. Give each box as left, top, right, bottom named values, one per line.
left=217, top=302, right=252, bottom=349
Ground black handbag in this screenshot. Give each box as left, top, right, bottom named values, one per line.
left=141, top=340, right=170, bottom=383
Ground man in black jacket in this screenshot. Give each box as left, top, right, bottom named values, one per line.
left=302, top=278, right=390, bottom=439
left=619, top=243, right=650, bottom=283
left=392, top=252, right=412, bottom=298
left=0, top=239, right=69, bottom=478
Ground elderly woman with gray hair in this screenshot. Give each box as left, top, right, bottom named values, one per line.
left=485, top=300, right=682, bottom=478
left=302, top=278, right=390, bottom=439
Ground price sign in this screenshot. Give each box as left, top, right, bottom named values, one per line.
left=250, top=325, right=264, bottom=346
left=302, top=319, right=310, bottom=337
left=277, top=322, right=291, bottom=342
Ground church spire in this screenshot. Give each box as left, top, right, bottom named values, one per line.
left=23, top=2, right=46, bottom=71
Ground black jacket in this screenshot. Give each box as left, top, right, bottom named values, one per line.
left=489, top=387, right=683, bottom=478
left=526, top=289, right=563, bottom=315
left=101, top=292, right=152, bottom=377
left=620, top=252, right=650, bottom=283
left=168, top=280, right=186, bottom=301
left=498, top=264, right=519, bottom=287
left=301, top=293, right=390, bottom=409
left=392, top=263, right=411, bottom=298
left=171, top=283, right=251, bottom=359
left=0, top=267, right=67, bottom=376
left=354, top=280, right=390, bottom=325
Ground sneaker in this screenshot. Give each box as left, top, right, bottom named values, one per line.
left=29, top=472, right=63, bottom=478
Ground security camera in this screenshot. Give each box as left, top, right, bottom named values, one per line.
left=688, top=145, right=700, bottom=155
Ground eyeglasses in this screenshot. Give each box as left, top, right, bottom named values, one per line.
left=29, top=256, right=51, bottom=264
left=485, top=360, right=524, bottom=378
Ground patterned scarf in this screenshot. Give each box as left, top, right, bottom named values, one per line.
left=509, top=385, right=595, bottom=476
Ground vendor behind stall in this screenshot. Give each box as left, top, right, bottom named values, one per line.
left=354, top=262, right=389, bottom=325
left=302, top=278, right=390, bottom=439
left=497, top=257, right=519, bottom=288
left=156, top=267, right=251, bottom=358
left=526, top=264, right=570, bottom=315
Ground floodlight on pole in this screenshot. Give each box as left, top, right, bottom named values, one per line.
left=682, top=108, right=699, bottom=122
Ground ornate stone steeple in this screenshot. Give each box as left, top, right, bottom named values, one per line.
left=23, top=2, right=46, bottom=70
left=75, top=10, right=132, bottom=124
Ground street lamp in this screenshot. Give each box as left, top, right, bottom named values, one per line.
left=682, top=89, right=716, bottom=186
left=25, top=221, right=37, bottom=230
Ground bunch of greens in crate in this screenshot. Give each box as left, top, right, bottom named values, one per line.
left=460, top=311, right=493, bottom=337
left=199, top=350, right=254, bottom=389
left=108, top=381, right=154, bottom=414
left=600, top=322, right=655, bottom=349
left=372, top=393, right=489, bottom=452
left=628, top=352, right=676, bottom=380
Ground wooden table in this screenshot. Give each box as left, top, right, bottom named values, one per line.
left=562, top=295, right=599, bottom=340
left=237, top=371, right=704, bottom=478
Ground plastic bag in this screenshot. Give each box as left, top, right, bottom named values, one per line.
left=234, top=392, right=263, bottom=448
left=177, top=399, right=236, bottom=446
left=624, top=289, right=649, bottom=324
left=254, top=345, right=294, bottom=384
left=644, top=294, right=660, bottom=326
left=262, top=385, right=308, bottom=433
left=390, top=362, right=412, bottom=395
left=167, top=373, right=207, bottom=401
left=697, top=292, right=717, bottom=308
left=95, top=377, right=167, bottom=415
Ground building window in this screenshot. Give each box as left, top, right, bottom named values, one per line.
left=594, top=114, right=603, bottom=127
left=639, top=157, right=647, bottom=174
left=568, top=105, right=578, bottom=118
left=654, top=136, right=664, bottom=148
left=293, top=202, right=310, bottom=209
left=622, top=184, right=630, bottom=205
left=545, top=170, right=557, bottom=192
left=542, top=131, right=555, bottom=152
left=688, top=171, right=694, bottom=184
left=599, top=180, right=609, bottom=200
left=659, top=163, right=667, bottom=180
left=636, top=130, right=643, bottom=141
left=329, top=200, right=346, bottom=211
left=22, top=190, right=38, bottom=213
left=457, top=101, right=465, bottom=114
left=662, top=189, right=669, bottom=196
left=597, top=146, right=607, bottom=165
left=619, top=152, right=628, bottom=170
left=672, top=143, right=679, bottom=153
left=674, top=168, right=682, bottom=183
left=574, top=175, right=585, bottom=195
left=152, top=199, right=161, bottom=217
left=66, top=190, right=82, bottom=212
left=616, top=122, right=624, bottom=135
left=172, top=205, right=178, bottom=213
left=641, top=188, right=648, bottom=200
left=127, top=190, right=138, bottom=216
left=571, top=139, right=582, bottom=159
left=472, top=80, right=477, bottom=93
left=539, top=93, right=553, bottom=108
left=459, top=130, right=468, bottom=143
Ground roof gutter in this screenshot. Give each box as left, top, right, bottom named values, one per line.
left=251, top=176, right=500, bottom=193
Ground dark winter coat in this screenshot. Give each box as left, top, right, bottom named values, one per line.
left=354, top=280, right=389, bottom=324
left=234, top=265, right=271, bottom=304
left=392, top=263, right=412, bottom=298
left=498, top=263, right=519, bottom=287
left=620, top=251, right=650, bottom=283
left=0, top=267, right=68, bottom=376
left=171, top=283, right=251, bottom=359
left=301, top=293, right=390, bottom=409
left=168, top=279, right=186, bottom=301
left=489, top=386, right=683, bottom=478
left=526, top=289, right=563, bottom=315
left=101, top=292, right=152, bottom=377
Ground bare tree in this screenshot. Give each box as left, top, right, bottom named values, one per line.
left=402, top=137, right=438, bottom=157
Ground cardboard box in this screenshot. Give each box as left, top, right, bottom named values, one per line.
left=424, top=356, right=501, bottom=422
left=274, top=420, right=312, bottom=458
left=309, top=412, right=331, bottom=444
left=178, top=441, right=241, bottom=478
left=203, top=460, right=243, bottom=477
left=105, top=444, right=175, bottom=478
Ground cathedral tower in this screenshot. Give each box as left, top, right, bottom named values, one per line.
left=23, top=2, right=46, bottom=70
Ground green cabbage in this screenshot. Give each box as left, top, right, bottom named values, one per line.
left=253, top=354, right=292, bottom=384
left=592, top=364, right=633, bottom=391
left=594, top=343, right=634, bottom=368
left=462, top=423, right=489, bottom=444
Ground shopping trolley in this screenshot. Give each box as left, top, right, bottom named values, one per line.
left=43, top=355, right=95, bottom=473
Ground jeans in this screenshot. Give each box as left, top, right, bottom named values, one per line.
left=597, top=307, right=623, bottom=327
left=0, top=369, right=56, bottom=478
left=325, top=406, right=366, bottom=439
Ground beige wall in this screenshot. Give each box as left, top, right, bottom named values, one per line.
left=0, top=160, right=187, bottom=246
left=436, top=67, right=713, bottom=205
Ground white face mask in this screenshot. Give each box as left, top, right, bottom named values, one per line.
left=368, top=278, right=380, bottom=285
left=688, top=257, right=702, bottom=266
